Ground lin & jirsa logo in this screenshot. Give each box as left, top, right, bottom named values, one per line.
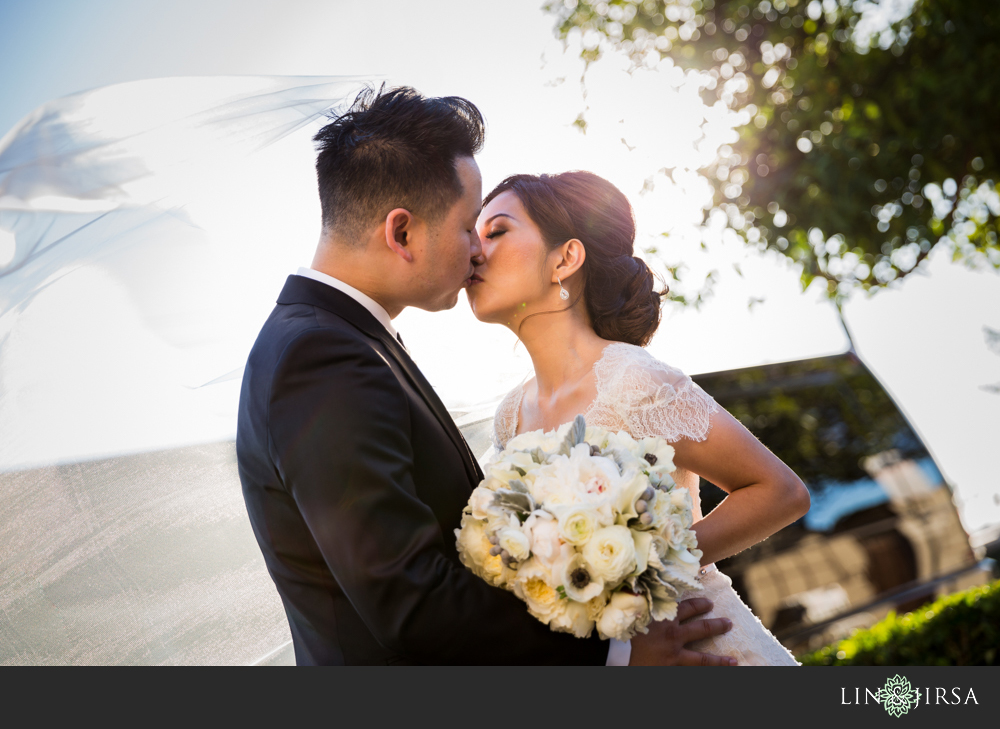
left=841, top=673, right=979, bottom=716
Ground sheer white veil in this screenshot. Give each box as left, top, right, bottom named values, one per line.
left=0, top=76, right=383, bottom=664
left=0, top=75, right=369, bottom=471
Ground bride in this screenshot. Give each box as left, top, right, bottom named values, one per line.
left=467, top=170, right=811, bottom=666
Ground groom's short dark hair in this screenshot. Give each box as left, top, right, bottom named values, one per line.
left=313, top=85, right=485, bottom=242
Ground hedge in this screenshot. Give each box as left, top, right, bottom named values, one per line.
left=799, top=579, right=1000, bottom=666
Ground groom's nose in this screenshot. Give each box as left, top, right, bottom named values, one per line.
left=470, top=229, right=484, bottom=265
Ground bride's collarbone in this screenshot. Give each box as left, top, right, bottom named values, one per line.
left=518, top=376, right=598, bottom=435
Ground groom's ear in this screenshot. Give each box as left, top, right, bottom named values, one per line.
left=384, top=208, right=415, bottom=263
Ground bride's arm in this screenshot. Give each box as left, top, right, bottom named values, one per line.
left=671, top=409, right=810, bottom=567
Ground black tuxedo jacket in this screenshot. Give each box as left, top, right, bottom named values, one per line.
left=236, top=275, right=608, bottom=665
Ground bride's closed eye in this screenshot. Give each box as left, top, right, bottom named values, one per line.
left=485, top=228, right=506, bottom=240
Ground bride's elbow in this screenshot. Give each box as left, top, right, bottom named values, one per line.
left=783, top=475, right=811, bottom=520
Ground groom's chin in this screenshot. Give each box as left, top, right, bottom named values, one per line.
left=420, top=290, right=462, bottom=313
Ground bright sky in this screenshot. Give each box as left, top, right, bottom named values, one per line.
left=0, top=0, right=997, bottom=534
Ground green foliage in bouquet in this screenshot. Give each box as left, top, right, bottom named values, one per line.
left=545, top=0, right=1000, bottom=303
left=800, top=579, right=1000, bottom=665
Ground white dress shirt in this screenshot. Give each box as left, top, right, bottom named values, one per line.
left=296, top=267, right=398, bottom=340
left=292, top=267, right=630, bottom=666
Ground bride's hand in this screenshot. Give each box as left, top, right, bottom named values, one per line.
left=629, top=598, right=737, bottom=666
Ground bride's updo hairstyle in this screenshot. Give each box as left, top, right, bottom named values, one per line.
left=483, top=171, right=666, bottom=347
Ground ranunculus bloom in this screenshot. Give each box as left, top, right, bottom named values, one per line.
left=551, top=503, right=602, bottom=546
left=460, top=420, right=701, bottom=641
left=498, top=527, right=530, bottom=561
left=582, top=525, right=637, bottom=584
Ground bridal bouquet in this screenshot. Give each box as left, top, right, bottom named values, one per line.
left=455, top=415, right=703, bottom=641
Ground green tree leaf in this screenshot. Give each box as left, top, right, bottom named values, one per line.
left=544, top=0, right=1000, bottom=303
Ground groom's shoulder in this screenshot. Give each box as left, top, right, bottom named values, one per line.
left=255, top=302, right=380, bottom=364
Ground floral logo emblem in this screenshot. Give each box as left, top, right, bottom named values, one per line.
left=880, top=675, right=918, bottom=717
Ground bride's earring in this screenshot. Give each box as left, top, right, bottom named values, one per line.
left=557, top=275, right=570, bottom=301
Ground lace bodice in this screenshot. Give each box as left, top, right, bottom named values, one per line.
left=487, top=343, right=799, bottom=663
left=492, top=342, right=720, bottom=449
left=491, top=342, right=721, bottom=521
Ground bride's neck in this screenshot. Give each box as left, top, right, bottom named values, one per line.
left=517, top=312, right=608, bottom=399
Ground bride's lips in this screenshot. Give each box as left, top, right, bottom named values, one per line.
left=466, top=273, right=484, bottom=288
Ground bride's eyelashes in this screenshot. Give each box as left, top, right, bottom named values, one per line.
left=485, top=228, right=506, bottom=240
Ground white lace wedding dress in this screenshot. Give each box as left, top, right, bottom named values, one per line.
left=491, top=342, right=800, bottom=666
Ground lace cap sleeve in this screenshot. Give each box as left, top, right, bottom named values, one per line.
left=592, top=343, right=720, bottom=443
left=491, top=382, right=524, bottom=452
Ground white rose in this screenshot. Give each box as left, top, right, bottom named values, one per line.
left=557, top=551, right=605, bottom=602
left=659, top=513, right=689, bottom=551
left=595, top=590, right=651, bottom=641
left=513, top=562, right=566, bottom=624
left=582, top=525, right=637, bottom=585
left=550, top=504, right=600, bottom=546
left=498, top=526, right=530, bottom=561
left=549, top=599, right=595, bottom=638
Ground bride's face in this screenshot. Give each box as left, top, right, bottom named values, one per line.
left=468, top=191, right=556, bottom=327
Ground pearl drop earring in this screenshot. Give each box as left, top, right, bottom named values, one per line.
left=557, top=275, right=569, bottom=301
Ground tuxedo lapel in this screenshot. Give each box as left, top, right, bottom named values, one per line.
left=277, top=275, right=485, bottom=485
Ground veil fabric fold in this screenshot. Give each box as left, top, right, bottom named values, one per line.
left=0, top=75, right=368, bottom=470
left=0, top=76, right=373, bottom=665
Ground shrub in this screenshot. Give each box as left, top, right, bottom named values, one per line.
left=800, top=580, right=1000, bottom=666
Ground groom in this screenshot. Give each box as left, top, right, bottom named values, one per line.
left=236, top=86, right=735, bottom=665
